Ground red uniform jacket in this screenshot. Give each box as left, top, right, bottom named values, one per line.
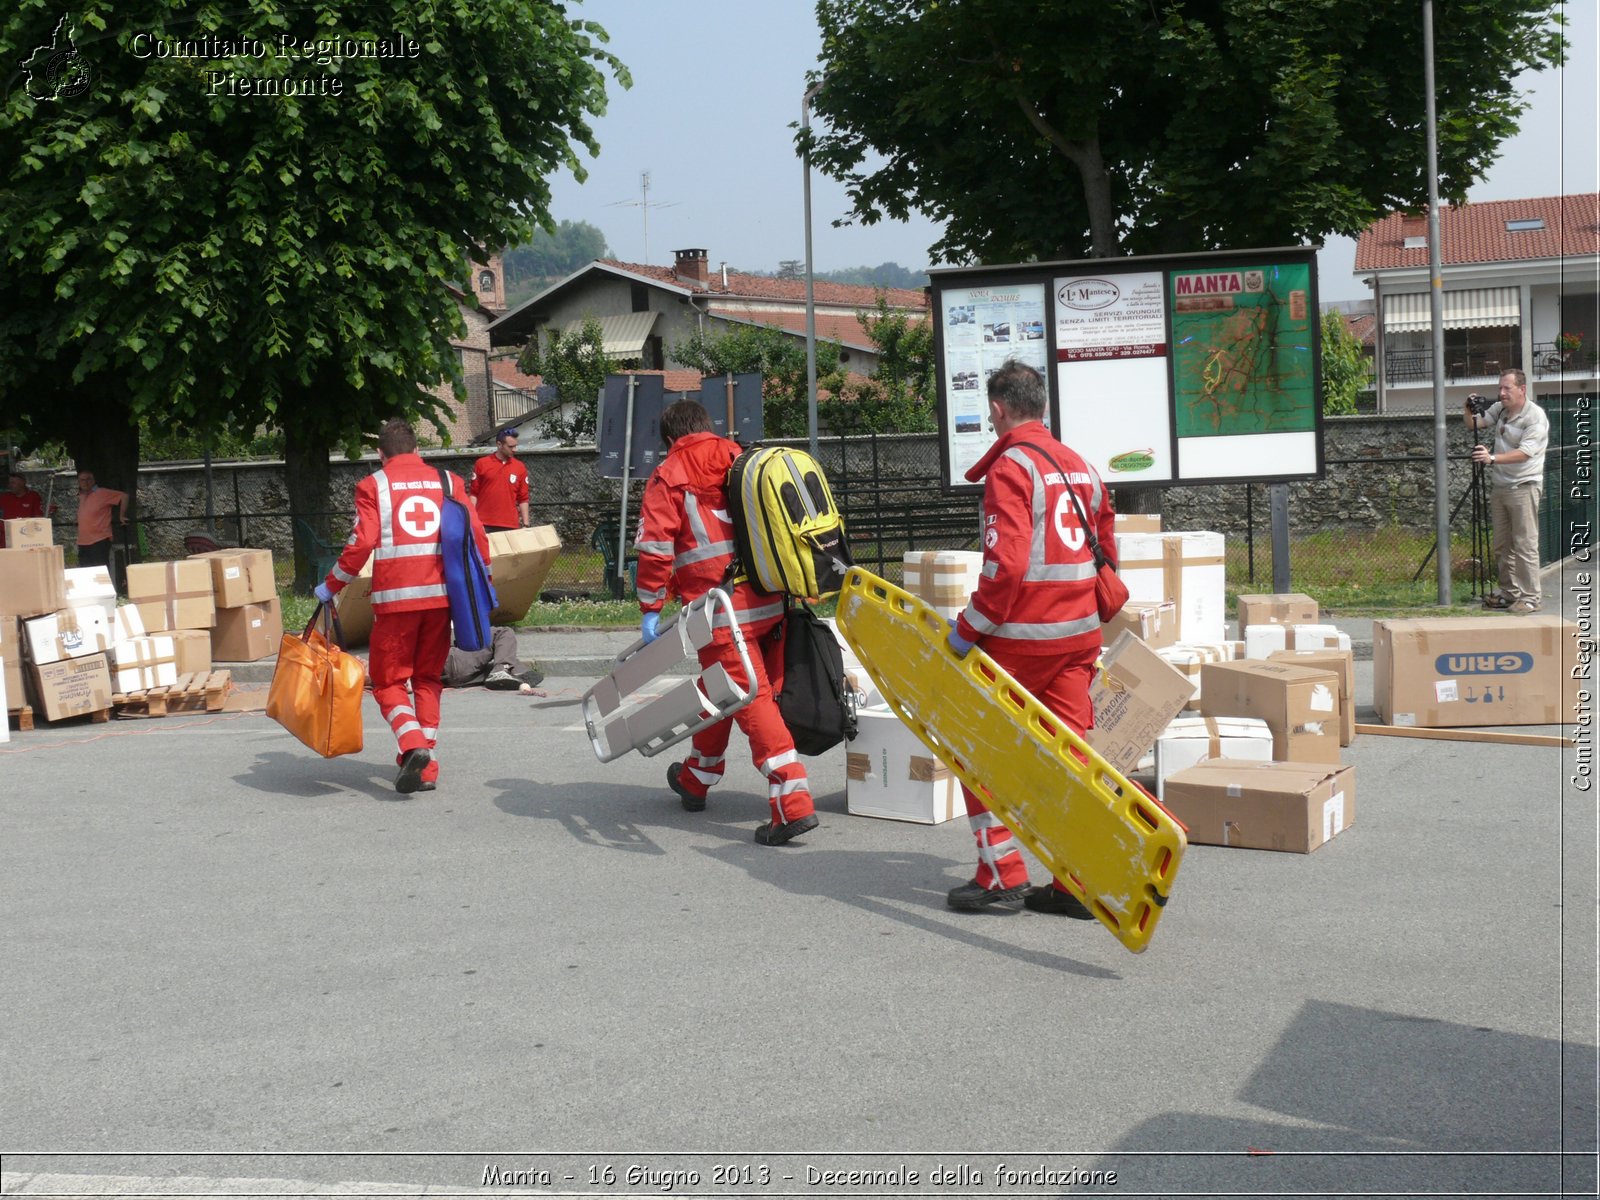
left=954, top=422, right=1115, bottom=659
left=634, top=432, right=781, bottom=627
left=324, top=452, right=491, bottom=615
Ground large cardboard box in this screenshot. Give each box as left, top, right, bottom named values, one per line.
left=1152, top=715, right=1274, bottom=801
left=1243, top=623, right=1288, bottom=659
left=1155, top=640, right=1237, bottom=705
left=902, top=550, right=982, bottom=619
left=1200, top=659, right=1342, bottom=763
left=110, top=635, right=178, bottom=693
left=846, top=706, right=967, bottom=824
left=1236, top=593, right=1319, bottom=633
left=1086, top=632, right=1197, bottom=775
left=1373, top=615, right=1581, bottom=728
left=30, top=654, right=112, bottom=722
left=1104, top=599, right=1177, bottom=649
left=1, top=615, right=24, bottom=712
left=487, top=525, right=562, bottom=625
left=127, top=560, right=215, bottom=632
left=0, top=544, right=66, bottom=618
left=1270, top=648, right=1356, bottom=746
left=22, top=607, right=114, bottom=666
left=211, top=597, right=282, bottom=662
left=3, top=517, right=52, bottom=548
left=1162, top=759, right=1355, bottom=853
left=1115, top=530, right=1226, bottom=644
left=1114, top=513, right=1162, bottom=534
left=63, top=565, right=117, bottom=615
left=1289, top=623, right=1351, bottom=652
left=189, top=548, right=275, bottom=607
left=110, top=604, right=146, bottom=645
left=168, top=629, right=213, bottom=676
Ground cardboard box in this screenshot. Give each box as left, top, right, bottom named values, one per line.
left=189, top=548, right=275, bottom=607
left=1289, top=623, right=1352, bottom=652
left=846, top=706, right=967, bottom=824
left=903, top=550, right=983, bottom=619
left=30, top=654, right=112, bottom=722
left=1086, top=632, right=1197, bottom=775
left=0, top=652, right=8, bottom=742
left=0, top=545, right=67, bottom=618
left=211, top=597, right=282, bottom=662
left=1237, top=592, right=1319, bottom=632
left=110, top=635, right=178, bottom=693
left=330, top=559, right=377, bottom=645
left=1153, top=715, right=1274, bottom=801
left=63, top=565, right=117, bottom=623
left=1, top=616, right=24, bottom=713
left=1200, top=659, right=1342, bottom=763
left=1243, top=623, right=1288, bottom=659
left=110, top=604, right=146, bottom=645
left=22, top=608, right=114, bottom=666
left=487, top=525, right=562, bottom=625
left=127, top=560, right=215, bottom=631
left=1162, top=759, right=1355, bottom=853
left=1373, top=615, right=1582, bottom=728
left=1114, top=530, right=1226, bottom=644
left=1114, top=513, right=1162, bottom=534
left=3, top=517, right=52, bottom=548
left=167, top=629, right=213, bottom=676
left=1104, top=599, right=1177, bottom=649
left=1270, top=648, right=1356, bottom=746
left=1156, top=640, right=1237, bottom=705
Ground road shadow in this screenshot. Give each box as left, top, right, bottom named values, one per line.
left=231, top=749, right=396, bottom=803
left=485, top=778, right=759, bottom=857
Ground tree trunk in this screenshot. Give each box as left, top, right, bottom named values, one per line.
left=284, top=422, right=334, bottom=593
left=66, top=393, right=141, bottom=576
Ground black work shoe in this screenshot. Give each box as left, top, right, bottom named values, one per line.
left=946, top=880, right=1030, bottom=910
left=519, top=667, right=545, bottom=687
left=754, top=812, right=818, bottom=846
left=667, top=761, right=706, bottom=812
left=395, top=748, right=432, bottom=795
left=483, top=668, right=521, bottom=690
left=1023, top=885, right=1096, bottom=919
left=417, top=781, right=437, bottom=793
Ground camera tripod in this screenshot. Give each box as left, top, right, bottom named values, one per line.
left=1413, top=424, right=1494, bottom=595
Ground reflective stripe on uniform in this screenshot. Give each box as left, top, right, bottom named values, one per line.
left=392, top=720, right=422, bottom=739
left=991, top=614, right=1101, bottom=641
left=636, top=540, right=674, bottom=556
left=371, top=583, right=448, bottom=605
left=674, top=540, right=735, bottom=568
left=375, top=542, right=441, bottom=561
left=759, top=749, right=799, bottom=775
left=637, top=586, right=667, bottom=604
left=331, top=563, right=358, bottom=583
left=374, top=470, right=393, bottom=548
left=683, top=493, right=713, bottom=548
left=722, top=599, right=784, bottom=628
left=1000, top=446, right=1101, bottom=585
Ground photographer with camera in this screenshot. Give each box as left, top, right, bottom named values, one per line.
left=1463, top=369, right=1549, bottom=614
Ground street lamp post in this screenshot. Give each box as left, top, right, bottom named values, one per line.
left=802, top=77, right=826, bottom=460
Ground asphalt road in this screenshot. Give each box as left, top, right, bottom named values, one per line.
left=2, top=646, right=1595, bottom=1196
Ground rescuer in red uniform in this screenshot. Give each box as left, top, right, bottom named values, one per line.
left=634, top=400, right=818, bottom=846
left=945, top=361, right=1116, bottom=916
left=316, top=418, right=491, bottom=794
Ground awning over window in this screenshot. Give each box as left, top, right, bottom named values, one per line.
left=562, top=311, right=659, bottom=358
left=1382, top=288, right=1521, bottom=332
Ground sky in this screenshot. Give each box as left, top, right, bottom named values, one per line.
left=548, top=1, right=1598, bottom=303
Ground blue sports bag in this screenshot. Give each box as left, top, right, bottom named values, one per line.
left=436, top=467, right=497, bottom=652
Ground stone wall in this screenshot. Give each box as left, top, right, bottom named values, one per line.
left=16, top=413, right=1473, bottom=564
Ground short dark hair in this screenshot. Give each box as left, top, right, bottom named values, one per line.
left=1501, top=368, right=1527, bottom=389
left=987, top=359, right=1047, bottom=420
left=661, top=399, right=712, bottom=445
left=377, top=418, right=417, bottom=456
left=496, top=427, right=519, bottom=442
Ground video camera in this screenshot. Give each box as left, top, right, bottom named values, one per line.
left=1465, top=392, right=1495, bottom=417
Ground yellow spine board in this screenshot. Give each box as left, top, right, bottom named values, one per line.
left=836, top=568, right=1186, bottom=954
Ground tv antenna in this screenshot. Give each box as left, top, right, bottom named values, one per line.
left=607, top=171, right=679, bottom=264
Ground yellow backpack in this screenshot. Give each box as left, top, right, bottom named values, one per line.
left=727, top=446, right=853, bottom=599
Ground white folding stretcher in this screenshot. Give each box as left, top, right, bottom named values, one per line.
left=583, top=589, right=758, bottom=763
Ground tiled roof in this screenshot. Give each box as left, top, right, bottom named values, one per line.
left=616, top=368, right=707, bottom=393
left=1345, top=313, right=1377, bottom=348
left=598, top=259, right=927, bottom=309
left=1353, top=193, right=1600, bottom=271
left=490, top=358, right=541, bottom=391
left=707, top=306, right=910, bottom=350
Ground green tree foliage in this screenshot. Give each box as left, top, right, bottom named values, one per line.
left=1321, top=310, right=1369, bottom=416
left=808, top=0, right=1564, bottom=262
left=673, top=324, right=847, bottom=439
left=826, top=297, right=936, bottom=433
left=502, top=219, right=610, bottom=306
left=0, top=1, right=627, bottom=586
left=519, top=317, right=608, bottom=446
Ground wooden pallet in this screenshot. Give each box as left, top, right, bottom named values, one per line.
left=112, top=670, right=232, bottom=718
left=7, top=705, right=34, bottom=733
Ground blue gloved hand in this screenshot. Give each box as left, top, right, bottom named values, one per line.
left=946, top=620, right=975, bottom=659
left=313, top=582, right=334, bottom=606
left=640, top=611, right=661, bottom=644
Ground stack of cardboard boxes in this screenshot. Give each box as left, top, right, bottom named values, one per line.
left=192, top=549, right=280, bottom=661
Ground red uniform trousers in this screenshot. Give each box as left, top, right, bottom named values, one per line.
left=369, top=608, right=452, bottom=783
left=676, top=611, right=815, bottom=826
left=961, top=650, right=1096, bottom=892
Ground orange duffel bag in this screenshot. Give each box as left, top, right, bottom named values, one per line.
left=266, top=603, right=365, bottom=758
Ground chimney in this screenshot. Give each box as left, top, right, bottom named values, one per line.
left=674, top=248, right=709, bottom=286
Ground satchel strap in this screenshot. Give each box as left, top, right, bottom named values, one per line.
left=1015, top=440, right=1110, bottom=570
